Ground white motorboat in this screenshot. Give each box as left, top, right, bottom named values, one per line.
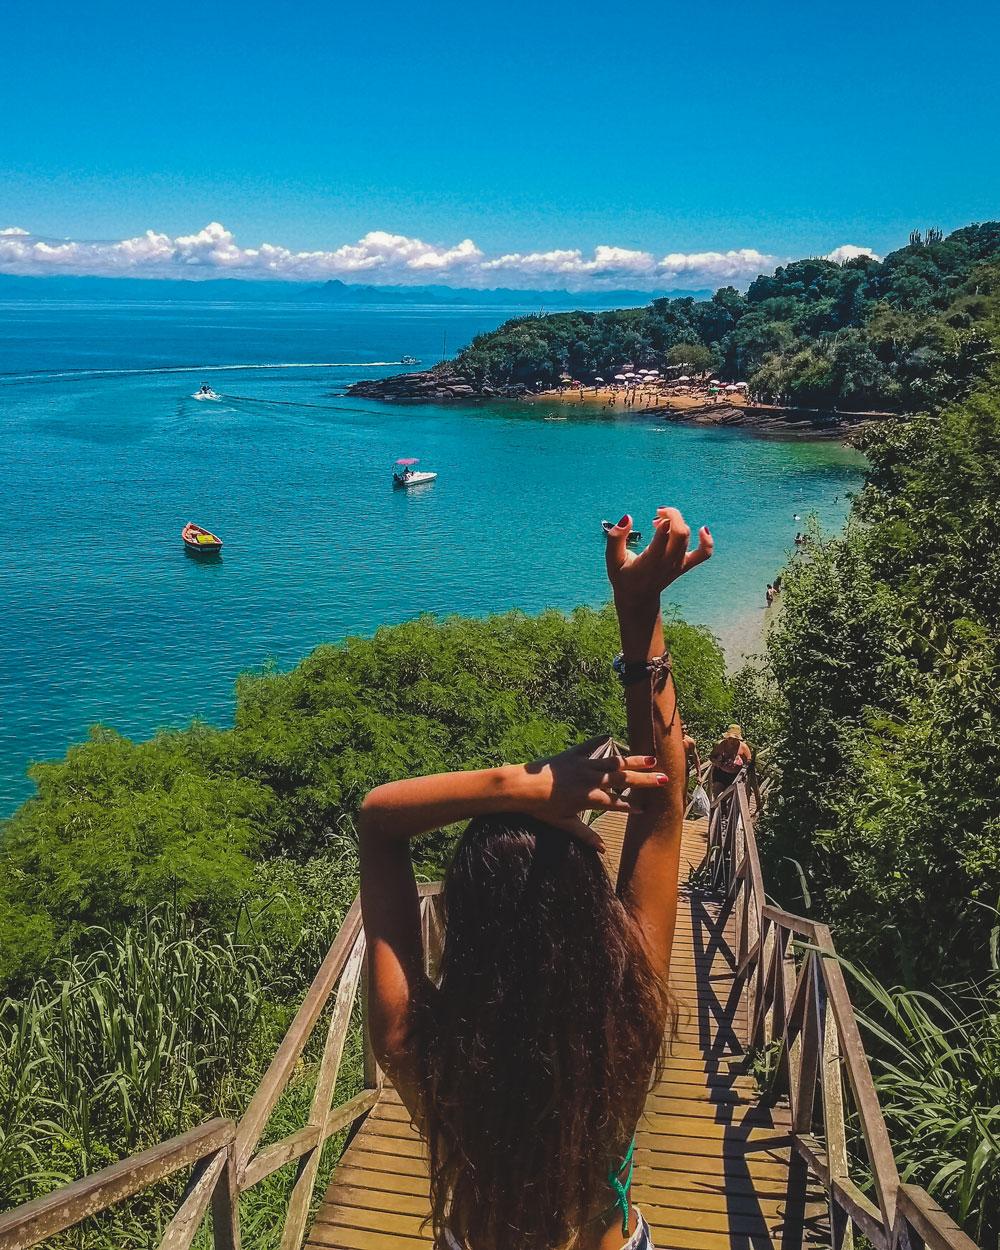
left=393, top=457, right=438, bottom=488
left=602, top=520, right=642, bottom=546
left=193, top=384, right=221, bottom=401
left=400, top=355, right=422, bottom=366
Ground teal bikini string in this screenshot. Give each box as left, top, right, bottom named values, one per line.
left=607, top=1135, right=636, bottom=1235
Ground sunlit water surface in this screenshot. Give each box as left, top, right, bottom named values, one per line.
left=0, top=300, right=865, bottom=813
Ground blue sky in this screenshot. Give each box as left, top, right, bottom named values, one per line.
left=2, top=0, right=998, bottom=289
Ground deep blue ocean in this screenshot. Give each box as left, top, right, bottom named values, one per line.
left=0, top=299, right=865, bottom=815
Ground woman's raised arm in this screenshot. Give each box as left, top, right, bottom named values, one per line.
left=603, top=507, right=713, bottom=979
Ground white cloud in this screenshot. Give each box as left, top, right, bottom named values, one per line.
left=0, top=223, right=843, bottom=291
left=658, top=248, right=777, bottom=283
left=825, top=244, right=880, bottom=264
left=482, top=245, right=656, bottom=281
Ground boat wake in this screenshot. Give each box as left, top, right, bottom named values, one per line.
left=0, top=361, right=403, bottom=384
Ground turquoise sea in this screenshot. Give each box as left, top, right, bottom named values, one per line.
left=0, top=300, right=865, bottom=815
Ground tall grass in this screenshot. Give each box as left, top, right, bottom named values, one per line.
left=0, top=900, right=366, bottom=1247
left=0, top=910, right=272, bottom=1206
left=853, top=963, right=1000, bottom=1247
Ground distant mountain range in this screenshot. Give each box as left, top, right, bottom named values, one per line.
left=0, top=273, right=710, bottom=308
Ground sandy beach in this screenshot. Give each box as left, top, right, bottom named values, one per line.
left=526, top=383, right=749, bottom=415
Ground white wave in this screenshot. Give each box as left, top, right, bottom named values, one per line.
left=0, top=361, right=404, bottom=384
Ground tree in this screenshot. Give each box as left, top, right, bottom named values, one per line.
left=666, top=342, right=714, bottom=374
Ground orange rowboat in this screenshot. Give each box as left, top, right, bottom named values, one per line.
left=182, top=522, right=223, bottom=554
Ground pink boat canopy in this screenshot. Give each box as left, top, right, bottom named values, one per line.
left=395, top=458, right=420, bottom=465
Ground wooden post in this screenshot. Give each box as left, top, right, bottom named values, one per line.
left=792, top=960, right=820, bottom=1134
left=821, top=995, right=855, bottom=1250
left=279, top=931, right=366, bottom=1250
left=158, top=1149, right=227, bottom=1250
left=359, top=950, right=383, bottom=1093
left=210, top=1148, right=241, bottom=1250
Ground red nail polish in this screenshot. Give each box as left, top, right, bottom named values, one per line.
left=657, top=775, right=670, bottom=785
left=645, top=756, right=656, bottom=766
left=618, top=513, right=629, bottom=527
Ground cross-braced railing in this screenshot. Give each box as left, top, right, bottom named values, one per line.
left=0, top=887, right=446, bottom=1250
left=706, top=770, right=980, bottom=1250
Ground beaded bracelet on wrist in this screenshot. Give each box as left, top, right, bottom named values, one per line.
left=612, top=652, right=673, bottom=687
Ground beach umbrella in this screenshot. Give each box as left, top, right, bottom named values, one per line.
left=594, top=376, right=604, bottom=383
left=677, top=375, right=690, bottom=382
left=725, top=384, right=739, bottom=391
left=614, top=373, right=627, bottom=381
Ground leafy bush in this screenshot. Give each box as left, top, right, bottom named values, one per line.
left=760, top=379, right=1000, bottom=983
left=852, top=962, right=1000, bottom=1248
left=0, top=606, right=731, bottom=985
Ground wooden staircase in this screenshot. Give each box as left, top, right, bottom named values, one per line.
left=0, top=774, right=979, bottom=1250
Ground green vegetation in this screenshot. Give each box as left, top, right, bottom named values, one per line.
left=757, top=383, right=1000, bottom=985
left=445, top=222, right=1000, bottom=410
left=739, top=366, right=1000, bottom=1243
left=852, top=961, right=1000, bottom=1246
left=0, top=604, right=731, bottom=1234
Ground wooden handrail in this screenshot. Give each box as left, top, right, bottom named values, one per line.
left=707, top=771, right=981, bottom=1250
left=233, top=895, right=364, bottom=1172
left=0, top=1119, right=235, bottom=1250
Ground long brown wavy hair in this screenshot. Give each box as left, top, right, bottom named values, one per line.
left=420, top=814, right=673, bottom=1250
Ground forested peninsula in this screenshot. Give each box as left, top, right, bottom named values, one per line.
left=2, top=223, right=1000, bottom=1244
left=349, top=221, right=1000, bottom=416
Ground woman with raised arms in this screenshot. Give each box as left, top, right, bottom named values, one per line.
left=359, top=506, right=714, bottom=1250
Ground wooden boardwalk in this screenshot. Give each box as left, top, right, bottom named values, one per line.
left=307, top=813, right=809, bottom=1250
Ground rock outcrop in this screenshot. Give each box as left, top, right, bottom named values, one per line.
left=346, top=368, right=529, bottom=401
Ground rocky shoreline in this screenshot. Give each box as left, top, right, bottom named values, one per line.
left=345, top=369, right=886, bottom=437
left=347, top=367, right=530, bottom=402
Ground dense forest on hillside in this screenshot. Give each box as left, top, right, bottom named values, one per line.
left=733, top=373, right=1000, bottom=1240
left=447, top=222, right=1000, bottom=410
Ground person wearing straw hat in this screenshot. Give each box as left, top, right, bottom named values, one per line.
left=709, top=724, right=751, bottom=795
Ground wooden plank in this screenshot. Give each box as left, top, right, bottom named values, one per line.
left=242, top=1091, right=378, bottom=1190
left=158, top=1148, right=227, bottom=1250
left=234, top=896, right=363, bottom=1171
left=325, top=1165, right=785, bottom=1220
left=0, top=1119, right=235, bottom=1250
left=897, top=1184, right=981, bottom=1250
left=281, top=931, right=367, bottom=1250
left=814, top=933, right=900, bottom=1229
left=308, top=1225, right=429, bottom=1248
left=210, top=1152, right=241, bottom=1250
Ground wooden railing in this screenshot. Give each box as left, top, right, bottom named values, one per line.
left=0, top=887, right=446, bottom=1250
left=706, top=768, right=980, bottom=1250
left=0, top=775, right=984, bottom=1250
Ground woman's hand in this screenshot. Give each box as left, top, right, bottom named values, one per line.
left=504, top=737, right=668, bottom=850
left=605, top=507, right=713, bottom=612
